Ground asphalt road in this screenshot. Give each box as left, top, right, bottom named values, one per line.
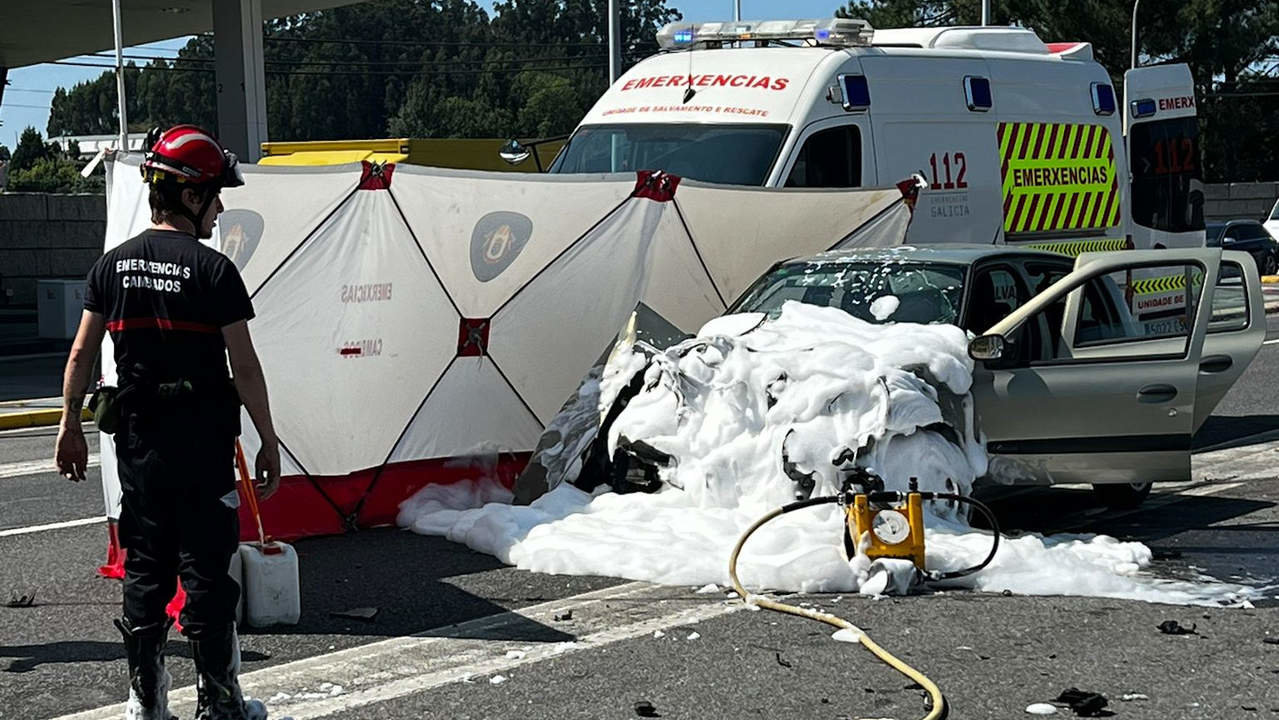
left=2, top=316, right=1277, bottom=720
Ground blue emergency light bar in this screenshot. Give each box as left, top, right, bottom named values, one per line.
left=1131, top=98, right=1157, bottom=118
left=657, top=18, right=874, bottom=50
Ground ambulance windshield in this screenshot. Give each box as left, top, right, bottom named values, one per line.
left=549, top=123, right=787, bottom=186
left=1129, top=117, right=1205, bottom=234
left=730, top=261, right=967, bottom=325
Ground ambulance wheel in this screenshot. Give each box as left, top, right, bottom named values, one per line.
left=1091, top=481, right=1152, bottom=509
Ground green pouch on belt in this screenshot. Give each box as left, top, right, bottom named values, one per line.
left=88, top=386, right=121, bottom=435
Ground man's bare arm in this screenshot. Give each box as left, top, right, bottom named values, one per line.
left=55, top=310, right=105, bottom=480
left=222, top=320, right=281, bottom=498
left=62, top=311, right=105, bottom=421
left=223, top=320, right=275, bottom=443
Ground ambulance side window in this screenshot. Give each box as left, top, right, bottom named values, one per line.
left=785, top=125, right=862, bottom=188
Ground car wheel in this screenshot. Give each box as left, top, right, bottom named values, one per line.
left=1264, top=255, right=1277, bottom=277
left=1092, top=481, right=1152, bottom=509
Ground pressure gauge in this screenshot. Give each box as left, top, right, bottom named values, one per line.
left=872, top=510, right=911, bottom=545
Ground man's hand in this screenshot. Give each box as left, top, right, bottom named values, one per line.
left=55, top=425, right=88, bottom=481
left=255, top=441, right=281, bottom=501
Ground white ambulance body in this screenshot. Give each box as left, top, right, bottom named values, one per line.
left=549, top=19, right=1206, bottom=257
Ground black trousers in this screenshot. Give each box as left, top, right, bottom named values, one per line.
left=116, top=406, right=240, bottom=638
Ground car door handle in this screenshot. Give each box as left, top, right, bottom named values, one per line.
left=1137, top=384, right=1178, bottom=403
left=1199, top=355, right=1233, bottom=374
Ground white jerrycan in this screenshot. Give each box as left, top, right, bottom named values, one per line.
left=238, top=541, right=300, bottom=627
left=234, top=439, right=301, bottom=628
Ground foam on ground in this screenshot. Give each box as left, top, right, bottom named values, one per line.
left=399, top=303, right=1253, bottom=606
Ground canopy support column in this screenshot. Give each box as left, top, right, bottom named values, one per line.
left=213, top=0, right=268, bottom=162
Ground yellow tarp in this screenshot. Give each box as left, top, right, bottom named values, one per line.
left=258, top=138, right=563, bottom=172
left=258, top=150, right=408, bottom=166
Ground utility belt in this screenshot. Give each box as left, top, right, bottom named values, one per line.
left=90, top=374, right=240, bottom=436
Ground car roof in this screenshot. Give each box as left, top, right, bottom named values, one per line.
left=786, top=243, right=1068, bottom=267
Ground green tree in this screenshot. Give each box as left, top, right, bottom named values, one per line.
left=0, top=145, right=10, bottom=163
left=46, top=0, right=682, bottom=142
left=839, top=0, right=1279, bottom=181
left=11, top=126, right=52, bottom=173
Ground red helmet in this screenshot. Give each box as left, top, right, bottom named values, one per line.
left=141, top=125, right=244, bottom=188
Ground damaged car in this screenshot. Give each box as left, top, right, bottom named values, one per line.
left=583, top=245, right=1264, bottom=509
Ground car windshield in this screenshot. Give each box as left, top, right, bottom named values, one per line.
left=730, top=260, right=967, bottom=325
left=549, top=123, right=787, bottom=186
left=1205, top=222, right=1227, bottom=247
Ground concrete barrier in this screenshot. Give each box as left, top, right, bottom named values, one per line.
left=0, top=193, right=104, bottom=307
left=1203, top=182, right=1279, bottom=223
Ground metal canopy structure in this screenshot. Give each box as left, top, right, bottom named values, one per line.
left=0, top=0, right=356, bottom=69
left=1, top=0, right=361, bottom=161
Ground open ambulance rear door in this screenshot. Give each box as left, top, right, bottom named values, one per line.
left=1123, top=63, right=1205, bottom=250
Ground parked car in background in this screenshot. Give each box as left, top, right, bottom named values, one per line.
left=1266, top=198, right=1279, bottom=242
left=1206, top=219, right=1279, bottom=276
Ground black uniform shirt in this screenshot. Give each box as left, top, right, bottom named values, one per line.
left=84, top=229, right=255, bottom=384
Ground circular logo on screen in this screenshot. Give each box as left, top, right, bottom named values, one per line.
left=470, top=211, right=532, bottom=282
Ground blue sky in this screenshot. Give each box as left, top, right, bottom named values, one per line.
left=0, top=0, right=847, bottom=148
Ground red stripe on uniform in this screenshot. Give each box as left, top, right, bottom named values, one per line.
left=106, top=318, right=219, bottom=334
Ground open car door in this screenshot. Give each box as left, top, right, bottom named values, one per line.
left=1194, top=250, right=1266, bottom=430
left=971, top=248, right=1239, bottom=488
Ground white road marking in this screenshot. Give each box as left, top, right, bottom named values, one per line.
left=1262, top=338, right=1279, bottom=345
left=0, top=454, right=99, bottom=480
left=0, top=516, right=104, bottom=538
left=49, top=581, right=745, bottom=720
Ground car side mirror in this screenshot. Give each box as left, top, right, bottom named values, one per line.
left=498, top=139, right=531, bottom=166
left=968, top=334, right=1006, bottom=362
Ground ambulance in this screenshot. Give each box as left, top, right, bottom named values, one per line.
left=546, top=18, right=1205, bottom=257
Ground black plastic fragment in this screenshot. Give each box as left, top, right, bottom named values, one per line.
left=1157, top=620, right=1198, bottom=635
left=1055, top=687, right=1109, bottom=716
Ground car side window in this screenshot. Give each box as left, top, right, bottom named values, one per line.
left=1208, top=261, right=1249, bottom=333
left=964, top=266, right=1029, bottom=335
left=1022, top=262, right=1072, bottom=361
left=1074, top=263, right=1204, bottom=350
left=785, top=125, right=862, bottom=188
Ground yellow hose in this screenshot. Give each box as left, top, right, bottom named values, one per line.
left=728, top=503, right=947, bottom=720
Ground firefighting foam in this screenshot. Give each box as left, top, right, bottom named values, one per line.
left=398, top=303, right=1255, bottom=606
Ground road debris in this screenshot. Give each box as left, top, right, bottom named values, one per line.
left=1055, top=687, right=1109, bottom=717
left=5, top=591, right=35, bottom=608
left=1157, top=620, right=1198, bottom=635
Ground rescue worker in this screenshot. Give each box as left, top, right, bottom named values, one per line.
left=54, top=125, right=281, bottom=720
